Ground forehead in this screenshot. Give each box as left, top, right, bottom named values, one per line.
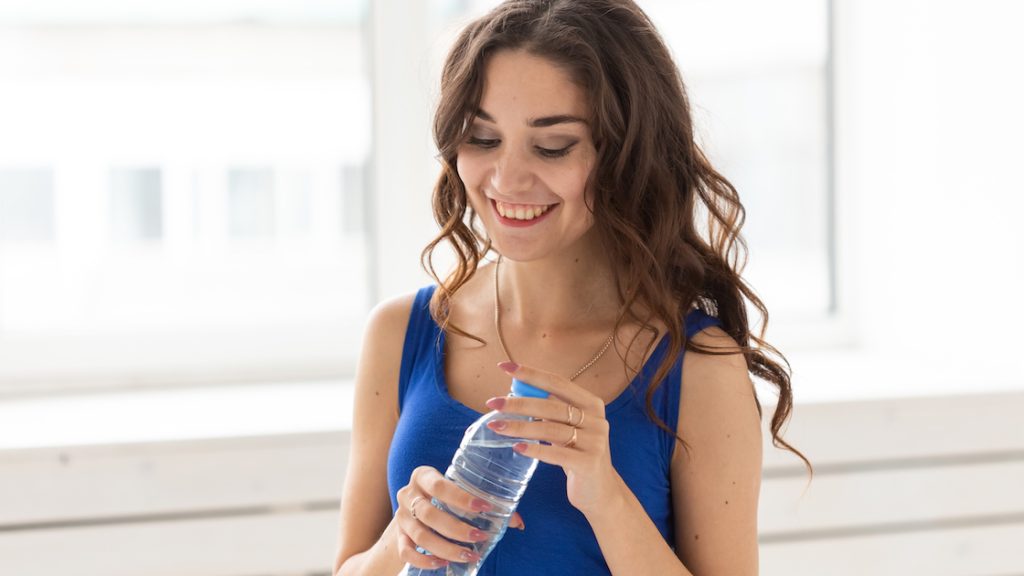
left=478, top=49, right=589, bottom=122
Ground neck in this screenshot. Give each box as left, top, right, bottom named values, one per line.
left=495, top=242, right=620, bottom=334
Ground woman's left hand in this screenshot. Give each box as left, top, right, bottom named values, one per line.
left=485, top=361, right=624, bottom=516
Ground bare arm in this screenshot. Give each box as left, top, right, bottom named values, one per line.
left=575, top=327, right=761, bottom=576
left=332, top=294, right=414, bottom=576
left=671, top=326, right=763, bottom=575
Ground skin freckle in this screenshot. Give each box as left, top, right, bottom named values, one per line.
left=694, top=534, right=699, bottom=540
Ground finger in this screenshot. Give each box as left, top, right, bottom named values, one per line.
left=486, top=395, right=587, bottom=426
left=399, top=507, right=483, bottom=564
left=512, top=440, right=580, bottom=467
left=509, top=512, right=526, bottom=531
left=486, top=417, right=576, bottom=445
left=412, top=496, right=491, bottom=545
left=497, top=362, right=605, bottom=416
left=397, top=531, right=449, bottom=570
left=412, top=466, right=495, bottom=516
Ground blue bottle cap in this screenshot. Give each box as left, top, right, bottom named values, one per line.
left=511, top=378, right=549, bottom=399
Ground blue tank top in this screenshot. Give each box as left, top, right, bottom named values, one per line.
left=387, top=285, right=722, bottom=574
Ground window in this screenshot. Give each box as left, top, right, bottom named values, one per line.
left=643, top=0, right=833, bottom=320
left=0, top=168, right=55, bottom=244
left=110, top=168, right=163, bottom=241
left=0, top=1, right=371, bottom=392
left=228, top=168, right=276, bottom=239
left=0, top=0, right=832, bottom=393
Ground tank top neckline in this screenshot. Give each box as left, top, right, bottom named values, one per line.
left=424, top=293, right=697, bottom=419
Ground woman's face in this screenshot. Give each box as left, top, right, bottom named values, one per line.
left=456, top=49, right=598, bottom=262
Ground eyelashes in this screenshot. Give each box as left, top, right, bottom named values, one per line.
left=466, top=137, right=576, bottom=159
left=466, top=137, right=499, bottom=149
left=538, top=145, right=574, bottom=159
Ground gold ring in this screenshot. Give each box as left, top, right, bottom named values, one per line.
left=567, top=404, right=577, bottom=425
left=562, top=426, right=579, bottom=448
left=574, top=408, right=585, bottom=428
left=408, top=495, right=426, bottom=520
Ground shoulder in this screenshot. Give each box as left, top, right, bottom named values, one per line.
left=677, top=325, right=760, bottom=447
left=364, top=290, right=421, bottom=342
left=683, top=325, right=751, bottom=392
left=353, top=291, right=421, bottom=412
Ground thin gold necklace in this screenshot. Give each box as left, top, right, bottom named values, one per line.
left=493, top=255, right=615, bottom=382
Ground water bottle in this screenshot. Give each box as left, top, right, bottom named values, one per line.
left=398, top=378, right=548, bottom=576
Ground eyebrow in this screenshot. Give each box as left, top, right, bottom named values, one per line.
left=475, top=108, right=588, bottom=128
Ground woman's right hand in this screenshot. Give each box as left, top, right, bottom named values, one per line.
left=395, top=466, right=524, bottom=569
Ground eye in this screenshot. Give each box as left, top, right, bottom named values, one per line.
left=536, top=144, right=575, bottom=159
left=467, top=136, right=500, bottom=149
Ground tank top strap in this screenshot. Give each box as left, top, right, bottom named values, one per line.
left=684, top=306, right=723, bottom=339
left=397, top=285, right=439, bottom=414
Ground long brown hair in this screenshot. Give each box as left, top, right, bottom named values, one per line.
left=422, top=0, right=811, bottom=475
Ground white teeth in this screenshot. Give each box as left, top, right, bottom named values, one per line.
left=495, top=201, right=552, bottom=221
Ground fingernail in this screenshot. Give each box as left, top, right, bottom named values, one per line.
left=470, top=528, right=488, bottom=540
left=513, top=442, right=528, bottom=453
left=497, top=361, right=519, bottom=373
left=485, top=397, right=506, bottom=410
left=471, top=499, right=492, bottom=512
left=460, top=550, right=481, bottom=562
left=487, top=420, right=507, bottom=431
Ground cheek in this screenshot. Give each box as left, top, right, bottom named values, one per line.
left=558, top=161, right=594, bottom=203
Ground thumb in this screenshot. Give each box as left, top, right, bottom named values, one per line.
left=509, top=512, right=526, bottom=531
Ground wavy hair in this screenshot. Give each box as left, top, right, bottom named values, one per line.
left=422, top=0, right=811, bottom=474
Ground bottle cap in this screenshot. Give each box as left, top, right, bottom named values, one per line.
left=511, top=378, right=549, bottom=399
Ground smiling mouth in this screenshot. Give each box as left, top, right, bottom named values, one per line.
left=492, top=199, right=557, bottom=221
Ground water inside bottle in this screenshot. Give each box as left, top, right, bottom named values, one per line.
left=401, top=415, right=541, bottom=576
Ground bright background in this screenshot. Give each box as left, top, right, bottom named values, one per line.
left=1, top=1, right=1022, bottom=575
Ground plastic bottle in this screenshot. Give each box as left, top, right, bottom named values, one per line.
left=398, top=378, right=548, bottom=576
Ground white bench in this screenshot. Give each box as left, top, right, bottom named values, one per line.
left=1, top=385, right=1021, bottom=575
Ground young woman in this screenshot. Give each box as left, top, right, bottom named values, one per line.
left=334, top=1, right=810, bottom=574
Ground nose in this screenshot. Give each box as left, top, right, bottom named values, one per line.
left=489, top=145, right=534, bottom=197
